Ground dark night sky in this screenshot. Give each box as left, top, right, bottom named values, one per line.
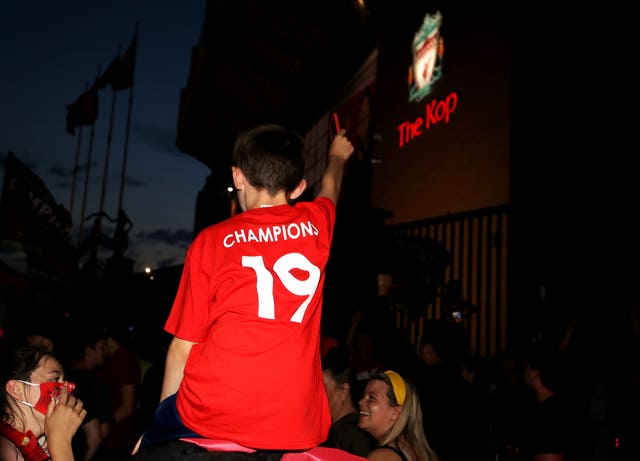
left=1, top=0, right=212, bottom=274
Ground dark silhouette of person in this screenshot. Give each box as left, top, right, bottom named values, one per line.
left=413, top=319, right=488, bottom=461
left=77, top=215, right=108, bottom=279
left=111, top=209, right=132, bottom=258
left=82, top=209, right=133, bottom=260
left=519, top=341, right=582, bottom=460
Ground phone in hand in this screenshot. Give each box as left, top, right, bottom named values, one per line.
left=329, top=112, right=341, bottom=141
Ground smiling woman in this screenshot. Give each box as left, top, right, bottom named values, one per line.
left=357, top=371, right=439, bottom=461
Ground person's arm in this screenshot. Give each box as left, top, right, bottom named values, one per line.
left=98, top=421, right=110, bottom=440
left=318, top=129, right=354, bottom=203
left=45, top=386, right=86, bottom=461
left=95, top=380, right=113, bottom=440
left=160, top=336, right=197, bottom=401
left=114, top=383, right=136, bottom=423
left=80, top=418, right=102, bottom=461
left=558, top=317, right=576, bottom=352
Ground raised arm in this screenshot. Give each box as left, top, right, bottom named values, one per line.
left=318, top=129, right=354, bottom=203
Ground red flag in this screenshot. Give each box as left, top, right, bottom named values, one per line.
left=96, top=34, right=137, bottom=92
left=111, top=33, right=137, bottom=91
left=94, top=54, right=119, bottom=90
left=65, top=87, right=98, bottom=135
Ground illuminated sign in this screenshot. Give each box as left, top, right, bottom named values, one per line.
left=408, top=11, right=444, bottom=103
left=397, top=92, right=458, bottom=148
left=398, top=10, right=456, bottom=149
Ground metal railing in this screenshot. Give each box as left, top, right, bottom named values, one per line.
left=389, top=204, right=510, bottom=358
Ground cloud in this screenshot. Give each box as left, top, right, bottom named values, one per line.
left=126, top=236, right=190, bottom=273
left=47, top=160, right=146, bottom=190
left=48, top=162, right=95, bottom=177
left=125, top=176, right=146, bottom=187
left=136, top=228, right=192, bottom=246
left=157, top=254, right=183, bottom=268
left=124, top=227, right=192, bottom=272
left=49, top=161, right=100, bottom=189
left=132, top=122, right=182, bottom=156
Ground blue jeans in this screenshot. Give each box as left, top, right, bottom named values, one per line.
left=139, top=393, right=200, bottom=449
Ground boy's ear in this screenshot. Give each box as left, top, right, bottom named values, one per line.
left=231, top=166, right=244, bottom=190
left=288, top=178, right=307, bottom=201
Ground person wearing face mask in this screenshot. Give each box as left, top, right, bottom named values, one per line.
left=358, top=371, right=439, bottom=461
left=0, top=345, right=87, bottom=461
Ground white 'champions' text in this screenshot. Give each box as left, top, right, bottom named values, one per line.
left=223, top=221, right=319, bottom=248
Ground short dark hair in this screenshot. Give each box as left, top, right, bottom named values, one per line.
left=58, top=328, right=105, bottom=363
left=232, top=124, right=305, bottom=197
left=322, top=345, right=360, bottom=408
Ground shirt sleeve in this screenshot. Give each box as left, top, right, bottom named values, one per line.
left=164, top=234, right=212, bottom=342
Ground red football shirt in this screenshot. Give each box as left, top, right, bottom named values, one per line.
left=165, top=198, right=334, bottom=449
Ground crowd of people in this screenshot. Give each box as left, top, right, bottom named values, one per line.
left=5, top=303, right=632, bottom=461
left=1, top=124, right=637, bottom=461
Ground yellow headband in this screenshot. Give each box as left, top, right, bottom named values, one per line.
left=384, top=370, right=406, bottom=406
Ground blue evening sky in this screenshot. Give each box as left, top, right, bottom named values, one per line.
left=1, top=1, right=211, bottom=273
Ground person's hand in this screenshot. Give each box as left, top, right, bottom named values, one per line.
left=44, top=385, right=86, bottom=459
left=329, top=129, right=354, bottom=162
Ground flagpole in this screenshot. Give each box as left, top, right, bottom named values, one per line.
left=69, top=77, right=100, bottom=228
left=78, top=120, right=97, bottom=247
left=117, top=22, right=139, bottom=214
left=98, top=45, right=122, bottom=230
left=69, top=124, right=83, bottom=216
left=69, top=76, right=95, bottom=229
left=99, top=88, right=117, bottom=217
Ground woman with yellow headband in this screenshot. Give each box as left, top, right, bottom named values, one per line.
left=358, top=370, right=439, bottom=461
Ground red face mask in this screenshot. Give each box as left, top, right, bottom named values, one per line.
left=16, top=380, right=76, bottom=415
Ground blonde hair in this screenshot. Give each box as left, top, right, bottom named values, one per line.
left=372, top=372, right=438, bottom=461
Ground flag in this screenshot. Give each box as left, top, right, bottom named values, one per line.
left=65, top=87, right=98, bottom=135
left=94, top=54, right=119, bottom=90
left=0, top=152, right=78, bottom=281
left=112, top=33, right=137, bottom=91
left=0, top=152, right=72, bottom=243
left=95, top=33, right=137, bottom=92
